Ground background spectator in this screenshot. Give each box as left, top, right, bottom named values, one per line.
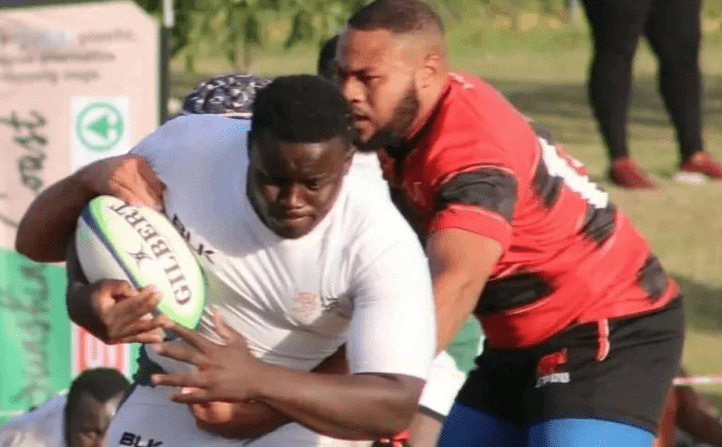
left=579, top=0, right=722, bottom=189
left=0, top=368, right=130, bottom=447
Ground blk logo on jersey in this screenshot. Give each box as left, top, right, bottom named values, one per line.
left=119, top=431, right=163, bottom=446
left=535, top=348, right=569, bottom=388
left=171, top=214, right=215, bottom=263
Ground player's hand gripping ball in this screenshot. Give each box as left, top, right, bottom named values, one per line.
left=75, top=195, right=205, bottom=329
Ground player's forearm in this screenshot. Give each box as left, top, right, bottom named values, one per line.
left=199, top=349, right=350, bottom=440
left=15, top=172, right=95, bottom=262
left=433, top=270, right=486, bottom=353
left=253, top=367, right=421, bottom=440
left=194, top=401, right=292, bottom=439
left=426, top=229, right=501, bottom=352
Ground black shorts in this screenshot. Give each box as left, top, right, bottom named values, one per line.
left=456, top=297, right=684, bottom=432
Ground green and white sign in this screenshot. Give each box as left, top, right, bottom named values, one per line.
left=76, top=101, right=125, bottom=151
left=71, top=96, right=131, bottom=171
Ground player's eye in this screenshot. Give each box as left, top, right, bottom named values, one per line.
left=305, top=180, right=324, bottom=191
left=359, top=74, right=377, bottom=85
left=257, top=170, right=290, bottom=187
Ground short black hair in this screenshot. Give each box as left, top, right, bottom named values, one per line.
left=64, top=368, right=130, bottom=445
left=347, top=0, right=444, bottom=34
left=182, top=72, right=271, bottom=117
left=251, top=74, right=352, bottom=144
left=317, top=34, right=340, bottom=80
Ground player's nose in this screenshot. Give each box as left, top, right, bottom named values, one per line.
left=278, top=182, right=305, bottom=209
left=340, top=76, right=364, bottom=104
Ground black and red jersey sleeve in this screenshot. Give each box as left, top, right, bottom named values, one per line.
left=427, top=161, right=518, bottom=252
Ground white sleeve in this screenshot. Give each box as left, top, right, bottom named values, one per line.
left=346, top=233, right=436, bottom=379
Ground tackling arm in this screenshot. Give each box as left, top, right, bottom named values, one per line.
left=426, top=228, right=502, bottom=353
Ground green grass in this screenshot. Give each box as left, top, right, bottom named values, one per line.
left=170, top=11, right=722, bottom=407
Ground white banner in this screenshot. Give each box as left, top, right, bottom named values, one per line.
left=0, top=1, right=160, bottom=248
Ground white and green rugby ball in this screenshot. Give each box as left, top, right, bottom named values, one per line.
left=75, top=195, right=205, bottom=329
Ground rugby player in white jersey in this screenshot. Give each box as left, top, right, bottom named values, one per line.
left=14, top=75, right=436, bottom=446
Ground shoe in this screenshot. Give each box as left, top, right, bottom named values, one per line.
left=679, top=151, right=722, bottom=180
left=609, top=157, right=658, bottom=189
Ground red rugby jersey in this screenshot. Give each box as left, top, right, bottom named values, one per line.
left=379, top=72, right=679, bottom=349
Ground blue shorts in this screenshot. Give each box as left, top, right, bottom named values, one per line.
left=437, top=402, right=655, bottom=447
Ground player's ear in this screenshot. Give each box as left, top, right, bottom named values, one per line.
left=418, top=52, right=442, bottom=88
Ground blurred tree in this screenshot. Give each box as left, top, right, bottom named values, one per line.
left=134, top=0, right=365, bottom=72
left=133, top=0, right=578, bottom=72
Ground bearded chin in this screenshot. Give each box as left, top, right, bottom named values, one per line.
left=353, top=82, right=420, bottom=154
left=354, top=130, right=394, bottom=153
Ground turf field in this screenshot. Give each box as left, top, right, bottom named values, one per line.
left=170, top=9, right=722, bottom=409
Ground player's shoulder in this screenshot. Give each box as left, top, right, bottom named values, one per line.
left=337, top=172, right=420, bottom=251
left=421, top=73, right=535, bottom=185
left=131, top=115, right=250, bottom=160
left=0, top=393, right=66, bottom=436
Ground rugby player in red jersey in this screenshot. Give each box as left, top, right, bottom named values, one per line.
left=334, top=1, right=684, bottom=445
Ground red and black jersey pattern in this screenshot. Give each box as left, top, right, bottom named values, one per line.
left=384, top=72, right=679, bottom=349
left=433, top=168, right=517, bottom=222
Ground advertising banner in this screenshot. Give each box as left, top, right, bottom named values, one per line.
left=0, top=248, right=69, bottom=425
left=0, top=0, right=157, bottom=424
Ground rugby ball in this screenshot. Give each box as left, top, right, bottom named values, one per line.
left=75, top=195, right=205, bottom=329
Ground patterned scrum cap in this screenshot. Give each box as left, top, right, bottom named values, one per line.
left=181, top=72, right=272, bottom=118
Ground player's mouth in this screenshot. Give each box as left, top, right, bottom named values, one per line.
left=281, top=213, right=308, bottom=222
left=270, top=212, right=315, bottom=238
left=273, top=209, right=312, bottom=224
left=352, top=112, right=370, bottom=123
left=351, top=113, right=373, bottom=137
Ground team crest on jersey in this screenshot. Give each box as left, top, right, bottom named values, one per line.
left=402, top=179, right=427, bottom=209
left=294, top=292, right=319, bottom=318
left=535, top=348, right=570, bottom=388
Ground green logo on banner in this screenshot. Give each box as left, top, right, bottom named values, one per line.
left=75, top=102, right=124, bottom=151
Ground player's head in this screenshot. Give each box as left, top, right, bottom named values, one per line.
left=337, top=0, right=448, bottom=152
left=182, top=72, right=271, bottom=118
left=64, top=368, right=130, bottom=447
left=247, top=74, right=354, bottom=239
left=317, top=34, right=340, bottom=81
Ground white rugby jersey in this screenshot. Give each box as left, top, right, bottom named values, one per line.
left=0, top=394, right=66, bottom=447
left=132, top=115, right=435, bottom=378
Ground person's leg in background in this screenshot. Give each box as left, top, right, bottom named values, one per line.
left=580, top=0, right=658, bottom=188
left=652, top=387, right=679, bottom=447
left=644, top=0, right=722, bottom=182
left=653, top=369, right=722, bottom=447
